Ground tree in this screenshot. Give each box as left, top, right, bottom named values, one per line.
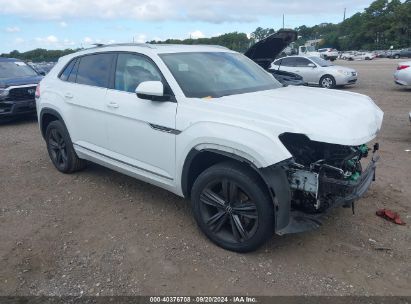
left=250, top=27, right=275, bottom=42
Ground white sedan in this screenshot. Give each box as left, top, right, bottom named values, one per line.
left=394, top=61, right=411, bottom=87
left=271, top=56, right=358, bottom=89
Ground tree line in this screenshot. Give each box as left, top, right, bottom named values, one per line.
left=1, top=0, right=409, bottom=62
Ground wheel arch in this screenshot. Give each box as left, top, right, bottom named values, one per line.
left=39, top=108, right=67, bottom=139
left=181, top=147, right=293, bottom=232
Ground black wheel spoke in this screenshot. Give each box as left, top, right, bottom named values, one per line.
left=232, top=214, right=248, bottom=240
left=207, top=211, right=228, bottom=233
left=51, top=129, right=60, bottom=143
left=200, top=189, right=226, bottom=209
left=232, top=203, right=258, bottom=219
left=61, top=149, right=68, bottom=163
left=230, top=215, right=241, bottom=242
left=56, top=151, right=63, bottom=164
left=49, top=139, right=59, bottom=150
left=222, top=179, right=238, bottom=203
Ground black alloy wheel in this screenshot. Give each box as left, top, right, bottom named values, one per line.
left=48, top=128, right=68, bottom=170
left=46, top=120, right=86, bottom=173
left=191, top=161, right=274, bottom=252
left=199, top=179, right=259, bottom=244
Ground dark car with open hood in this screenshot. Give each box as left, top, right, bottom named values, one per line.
left=244, top=29, right=306, bottom=86
left=0, top=57, right=43, bottom=119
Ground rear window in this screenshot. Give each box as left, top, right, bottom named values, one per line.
left=75, top=54, right=115, bottom=88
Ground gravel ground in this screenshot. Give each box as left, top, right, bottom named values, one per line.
left=0, top=58, right=410, bottom=296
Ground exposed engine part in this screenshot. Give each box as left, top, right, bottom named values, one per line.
left=279, top=133, right=374, bottom=214
left=289, top=169, right=319, bottom=197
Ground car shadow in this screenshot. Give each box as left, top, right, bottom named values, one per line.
left=0, top=114, right=37, bottom=126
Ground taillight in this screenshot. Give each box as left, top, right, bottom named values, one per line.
left=35, top=83, right=40, bottom=98
left=397, top=65, right=410, bottom=70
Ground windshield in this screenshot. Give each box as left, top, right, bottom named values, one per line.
left=309, top=56, right=333, bottom=67
left=159, top=52, right=281, bottom=98
left=0, top=61, right=38, bottom=79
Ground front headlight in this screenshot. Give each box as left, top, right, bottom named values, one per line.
left=0, top=89, right=9, bottom=99
left=338, top=70, right=351, bottom=76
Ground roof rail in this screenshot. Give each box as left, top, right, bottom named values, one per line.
left=87, top=43, right=156, bottom=50
left=150, top=43, right=229, bottom=50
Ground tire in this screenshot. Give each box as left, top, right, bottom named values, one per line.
left=394, top=55, right=400, bottom=59
left=191, top=161, right=274, bottom=252
left=319, top=75, right=336, bottom=89
left=45, top=120, right=87, bottom=173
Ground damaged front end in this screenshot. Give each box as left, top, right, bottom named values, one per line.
left=272, top=133, right=379, bottom=235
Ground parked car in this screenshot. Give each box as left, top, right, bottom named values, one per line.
left=270, top=55, right=358, bottom=88
left=394, top=61, right=411, bottom=87
left=398, top=48, right=411, bottom=58
left=244, top=30, right=306, bottom=86
left=343, top=51, right=375, bottom=61
left=318, top=48, right=339, bottom=61
left=387, top=50, right=402, bottom=59
left=36, top=36, right=383, bottom=252
left=298, top=45, right=321, bottom=57
left=0, top=57, right=43, bottom=119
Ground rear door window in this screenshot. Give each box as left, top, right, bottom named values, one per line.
left=76, top=53, right=115, bottom=88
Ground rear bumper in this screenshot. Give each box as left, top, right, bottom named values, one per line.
left=0, top=99, right=37, bottom=117
left=276, top=153, right=379, bottom=235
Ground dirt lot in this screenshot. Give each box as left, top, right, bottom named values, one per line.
left=0, top=58, right=410, bottom=296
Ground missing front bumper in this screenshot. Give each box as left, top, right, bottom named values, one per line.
left=275, top=153, right=379, bottom=235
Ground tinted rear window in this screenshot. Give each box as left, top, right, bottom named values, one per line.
left=76, top=54, right=114, bottom=88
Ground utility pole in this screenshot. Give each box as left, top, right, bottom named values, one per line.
left=343, top=8, right=346, bottom=21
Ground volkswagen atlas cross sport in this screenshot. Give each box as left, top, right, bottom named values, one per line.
left=36, top=30, right=383, bottom=252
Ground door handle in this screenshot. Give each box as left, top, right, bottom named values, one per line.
left=107, top=101, right=119, bottom=109
left=64, top=93, right=73, bottom=99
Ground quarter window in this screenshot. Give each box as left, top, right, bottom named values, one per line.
left=76, top=54, right=114, bottom=88
left=68, top=59, right=79, bottom=83
left=59, top=59, right=76, bottom=81
left=114, top=53, right=162, bottom=93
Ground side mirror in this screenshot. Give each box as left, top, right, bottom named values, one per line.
left=135, top=81, right=170, bottom=101
left=308, top=63, right=316, bottom=68
left=39, top=71, right=46, bottom=76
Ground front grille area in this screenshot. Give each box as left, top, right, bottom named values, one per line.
left=8, top=86, right=36, bottom=101
left=0, top=103, right=13, bottom=113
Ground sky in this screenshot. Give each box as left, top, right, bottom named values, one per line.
left=0, top=0, right=374, bottom=53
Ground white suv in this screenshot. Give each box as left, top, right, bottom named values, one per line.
left=36, top=36, right=383, bottom=252
left=318, top=48, right=339, bottom=61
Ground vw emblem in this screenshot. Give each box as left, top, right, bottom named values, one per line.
left=28, top=89, right=35, bottom=95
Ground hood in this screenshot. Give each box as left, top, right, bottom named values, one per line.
left=244, top=29, right=297, bottom=70
left=0, top=75, right=43, bottom=89
left=215, top=86, right=383, bottom=146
